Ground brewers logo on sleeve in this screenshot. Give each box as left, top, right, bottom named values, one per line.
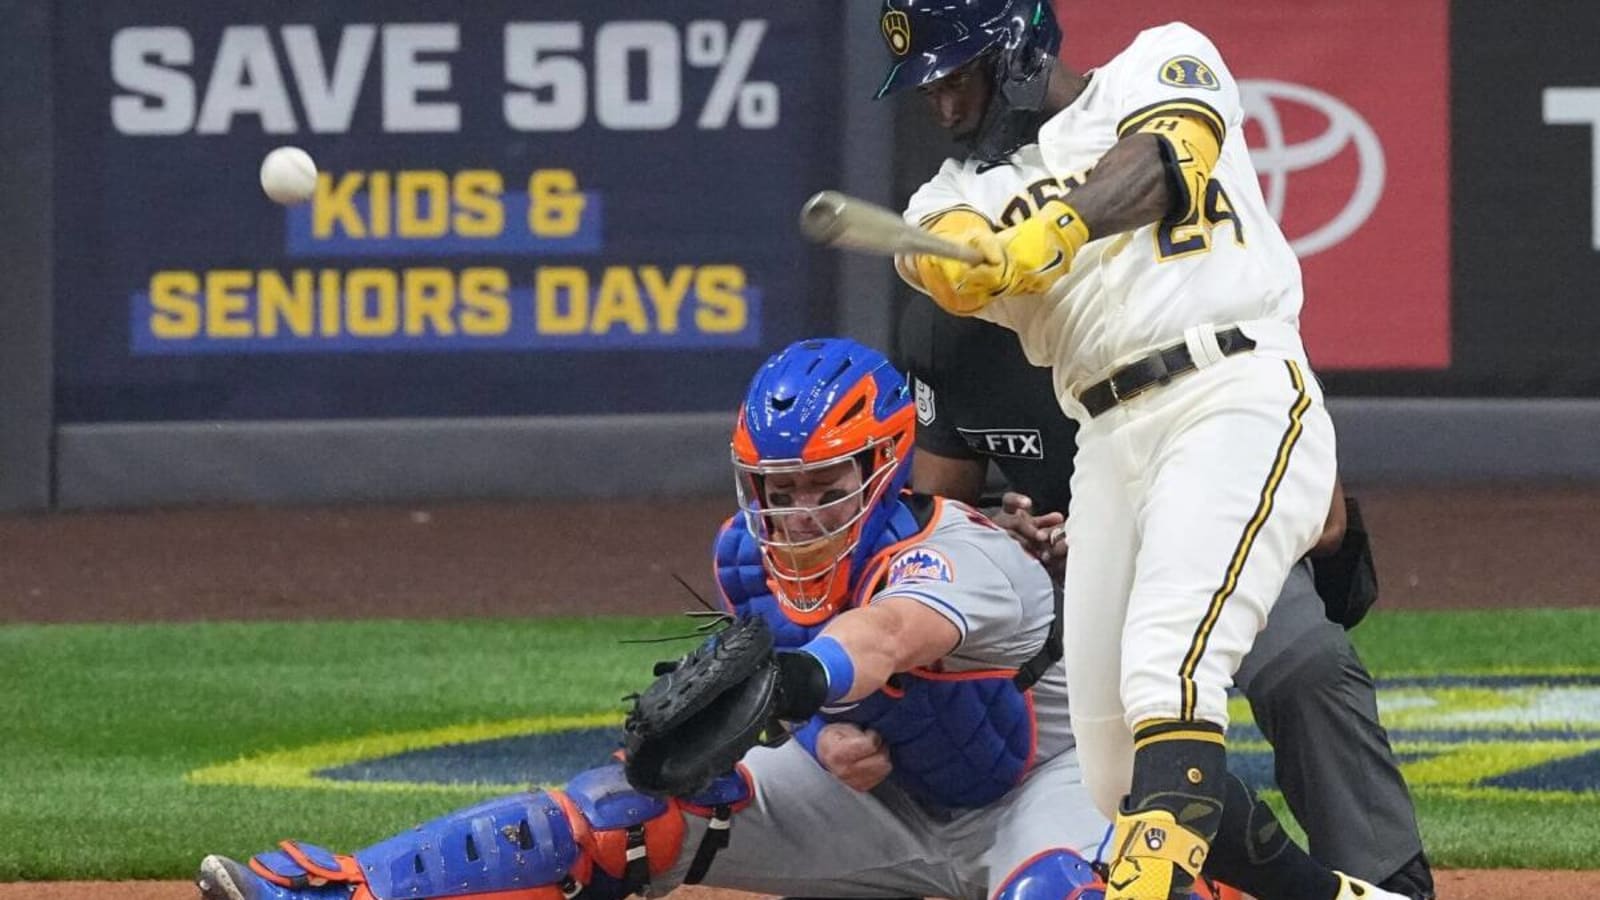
left=1158, top=55, right=1220, bottom=90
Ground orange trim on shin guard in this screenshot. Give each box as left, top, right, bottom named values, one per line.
left=586, top=797, right=686, bottom=882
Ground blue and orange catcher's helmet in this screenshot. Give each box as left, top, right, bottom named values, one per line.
left=875, top=0, right=1062, bottom=161
left=731, top=338, right=916, bottom=622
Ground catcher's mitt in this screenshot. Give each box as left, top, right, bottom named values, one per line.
left=622, top=616, right=786, bottom=797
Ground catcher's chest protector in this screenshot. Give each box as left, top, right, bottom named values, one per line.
left=714, top=505, right=1038, bottom=809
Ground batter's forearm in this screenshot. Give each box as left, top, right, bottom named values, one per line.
left=1063, top=133, right=1171, bottom=240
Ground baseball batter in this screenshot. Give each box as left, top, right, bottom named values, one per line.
left=880, top=3, right=1376, bottom=899
left=896, top=300, right=1433, bottom=899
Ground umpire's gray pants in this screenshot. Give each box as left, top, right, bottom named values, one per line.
left=1233, top=560, right=1424, bottom=883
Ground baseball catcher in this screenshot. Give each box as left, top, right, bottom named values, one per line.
left=194, top=339, right=1370, bottom=900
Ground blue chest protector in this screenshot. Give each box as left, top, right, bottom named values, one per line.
left=713, top=499, right=1039, bottom=810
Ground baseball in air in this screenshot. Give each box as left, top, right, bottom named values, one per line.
left=259, top=146, right=318, bottom=205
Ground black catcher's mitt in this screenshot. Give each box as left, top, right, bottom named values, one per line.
left=622, top=616, right=786, bottom=797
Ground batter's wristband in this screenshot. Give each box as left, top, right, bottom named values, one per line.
left=800, top=636, right=856, bottom=704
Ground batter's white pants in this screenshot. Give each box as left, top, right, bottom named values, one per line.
left=1061, top=348, right=1337, bottom=819
left=650, top=740, right=1108, bottom=900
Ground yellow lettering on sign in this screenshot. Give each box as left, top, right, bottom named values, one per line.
left=205, top=269, right=253, bottom=338
left=460, top=268, right=510, bottom=336
left=639, top=266, right=693, bottom=334
left=397, top=171, right=451, bottom=238
left=314, top=173, right=366, bottom=239
left=149, top=271, right=201, bottom=339
left=536, top=267, right=588, bottom=335
left=695, top=266, right=748, bottom=333
left=455, top=170, right=505, bottom=238
left=528, top=169, right=586, bottom=238
left=258, top=269, right=315, bottom=338
left=403, top=268, right=455, bottom=336
left=590, top=266, right=649, bottom=334
left=346, top=269, right=398, bottom=337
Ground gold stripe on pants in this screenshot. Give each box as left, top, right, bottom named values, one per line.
left=1177, top=361, right=1311, bottom=720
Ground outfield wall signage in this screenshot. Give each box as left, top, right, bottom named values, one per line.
left=53, top=1, right=839, bottom=422
left=1059, top=1, right=1452, bottom=373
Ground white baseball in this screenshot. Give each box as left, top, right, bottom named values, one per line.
left=259, top=146, right=318, bottom=205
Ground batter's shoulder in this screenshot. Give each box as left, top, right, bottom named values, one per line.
left=1102, top=21, right=1223, bottom=74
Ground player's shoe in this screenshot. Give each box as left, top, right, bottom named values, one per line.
left=196, top=855, right=353, bottom=900
left=1333, top=872, right=1410, bottom=900
left=1103, top=807, right=1210, bottom=900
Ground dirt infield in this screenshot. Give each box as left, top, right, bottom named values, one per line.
left=5, top=484, right=1599, bottom=623
left=4, top=872, right=1597, bottom=900
left=3, top=483, right=1599, bottom=898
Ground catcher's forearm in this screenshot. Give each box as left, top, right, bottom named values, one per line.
left=813, top=597, right=960, bottom=703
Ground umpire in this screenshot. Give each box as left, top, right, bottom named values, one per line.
left=894, top=300, right=1435, bottom=900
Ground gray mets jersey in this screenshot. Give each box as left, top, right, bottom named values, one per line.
left=867, top=496, right=1073, bottom=763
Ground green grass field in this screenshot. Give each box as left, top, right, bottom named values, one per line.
left=1, top=609, right=1596, bottom=880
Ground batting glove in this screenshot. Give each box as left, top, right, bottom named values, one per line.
left=906, top=209, right=1010, bottom=315
left=988, top=200, right=1091, bottom=298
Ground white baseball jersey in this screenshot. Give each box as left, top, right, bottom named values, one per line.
left=902, top=22, right=1306, bottom=417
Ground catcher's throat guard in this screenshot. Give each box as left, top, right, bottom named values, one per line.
left=733, top=450, right=900, bottom=617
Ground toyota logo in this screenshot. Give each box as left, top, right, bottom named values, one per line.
left=1241, top=80, right=1386, bottom=258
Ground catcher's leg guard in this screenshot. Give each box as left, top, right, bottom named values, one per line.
left=197, top=763, right=753, bottom=900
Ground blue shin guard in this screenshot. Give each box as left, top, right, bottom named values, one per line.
left=200, top=763, right=753, bottom=900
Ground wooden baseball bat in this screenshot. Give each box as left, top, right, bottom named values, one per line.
left=799, top=190, right=986, bottom=264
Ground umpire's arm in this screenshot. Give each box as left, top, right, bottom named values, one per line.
left=1310, top=477, right=1348, bottom=558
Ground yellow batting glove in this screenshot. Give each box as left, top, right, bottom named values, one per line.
left=991, top=200, right=1091, bottom=297
left=909, top=209, right=1010, bottom=315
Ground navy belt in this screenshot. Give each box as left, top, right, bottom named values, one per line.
left=1078, top=327, right=1257, bottom=417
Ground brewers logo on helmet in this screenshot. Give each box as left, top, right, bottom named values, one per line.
left=882, top=10, right=912, bottom=56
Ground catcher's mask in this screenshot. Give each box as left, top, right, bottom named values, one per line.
left=732, top=338, right=916, bottom=623
left=874, top=0, right=1063, bottom=162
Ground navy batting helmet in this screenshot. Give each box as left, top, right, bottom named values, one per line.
left=875, top=0, right=1062, bottom=161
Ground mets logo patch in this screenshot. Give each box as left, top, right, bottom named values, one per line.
left=882, top=10, right=912, bottom=56
left=887, top=547, right=954, bottom=585
left=1159, top=56, right=1220, bottom=91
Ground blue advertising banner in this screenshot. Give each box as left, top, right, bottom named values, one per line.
left=54, top=0, right=840, bottom=421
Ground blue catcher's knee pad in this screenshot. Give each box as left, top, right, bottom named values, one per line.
left=992, top=849, right=1101, bottom=900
